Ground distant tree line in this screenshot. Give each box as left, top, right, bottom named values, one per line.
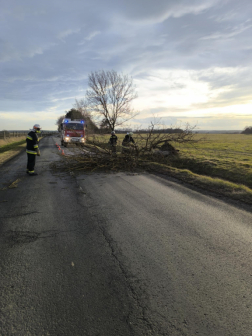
left=134, top=128, right=183, bottom=134
left=241, top=126, right=252, bottom=134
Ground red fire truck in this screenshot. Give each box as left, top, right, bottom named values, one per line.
left=60, top=118, right=86, bottom=147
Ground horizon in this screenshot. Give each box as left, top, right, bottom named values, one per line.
left=1, top=128, right=245, bottom=134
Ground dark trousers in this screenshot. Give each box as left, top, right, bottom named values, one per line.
left=27, top=154, right=36, bottom=173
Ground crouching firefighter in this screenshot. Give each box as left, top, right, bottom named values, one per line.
left=26, top=124, right=41, bottom=176
left=122, top=132, right=135, bottom=153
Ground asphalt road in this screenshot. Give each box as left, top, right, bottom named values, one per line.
left=1, top=136, right=252, bottom=336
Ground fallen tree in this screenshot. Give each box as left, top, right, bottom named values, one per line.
left=134, top=122, right=197, bottom=155
left=53, top=123, right=200, bottom=173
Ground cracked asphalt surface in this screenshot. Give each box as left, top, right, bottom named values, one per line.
left=1, top=136, right=252, bottom=335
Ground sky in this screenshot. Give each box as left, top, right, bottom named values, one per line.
left=1, top=0, right=252, bottom=131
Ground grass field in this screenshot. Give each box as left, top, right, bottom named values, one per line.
left=0, top=137, right=26, bottom=152
left=0, top=137, right=27, bottom=165
left=169, top=134, right=252, bottom=189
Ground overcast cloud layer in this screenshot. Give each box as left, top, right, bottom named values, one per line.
left=1, top=0, right=252, bottom=130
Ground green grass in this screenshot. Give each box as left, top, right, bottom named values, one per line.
left=146, top=162, right=252, bottom=204
left=169, top=134, right=252, bottom=189
left=0, top=139, right=26, bottom=154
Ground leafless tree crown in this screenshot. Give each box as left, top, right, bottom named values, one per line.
left=55, top=115, right=65, bottom=131
left=85, top=70, right=138, bottom=131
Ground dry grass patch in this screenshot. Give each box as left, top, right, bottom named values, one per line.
left=0, top=137, right=26, bottom=165
left=169, top=134, right=252, bottom=189
left=147, top=162, right=252, bottom=204
left=0, top=136, right=26, bottom=147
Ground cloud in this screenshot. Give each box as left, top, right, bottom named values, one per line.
left=1, top=0, right=252, bottom=130
left=199, top=22, right=252, bottom=41
left=111, top=0, right=221, bottom=24
left=57, top=29, right=81, bottom=42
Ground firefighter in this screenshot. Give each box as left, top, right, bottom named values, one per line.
left=109, top=131, right=118, bottom=153
left=122, top=132, right=135, bottom=153
left=109, top=131, right=118, bottom=145
left=122, top=132, right=135, bottom=145
left=26, top=124, right=41, bottom=176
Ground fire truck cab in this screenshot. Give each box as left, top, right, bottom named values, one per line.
left=60, top=118, right=86, bottom=147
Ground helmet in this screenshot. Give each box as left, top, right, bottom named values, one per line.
left=33, top=124, right=41, bottom=132
left=111, top=131, right=115, bottom=135
left=129, top=132, right=133, bottom=136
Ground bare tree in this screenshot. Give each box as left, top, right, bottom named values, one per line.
left=80, top=70, right=138, bottom=131
left=135, top=122, right=198, bottom=154
left=55, top=115, right=65, bottom=131
left=74, top=99, right=91, bottom=120
left=73, top=99, right=99, bottom=133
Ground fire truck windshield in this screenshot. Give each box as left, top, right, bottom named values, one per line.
left=64, top=123, right=83, bottom=130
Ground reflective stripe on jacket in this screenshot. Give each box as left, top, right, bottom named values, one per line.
left=110, top=135, right=118, bottom=144
left=26, top=150, right=37, bottom=154
left=26, top=130, right=39, bottom=154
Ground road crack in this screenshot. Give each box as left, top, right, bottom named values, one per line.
left=1, top=229, right=81, bottom=247
left=99, top=226, right=154, bottom=335
left=0, top=211, right=40, bottom=218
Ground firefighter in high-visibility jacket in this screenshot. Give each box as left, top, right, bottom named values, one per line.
left=26, top=124, right=41, bottom=176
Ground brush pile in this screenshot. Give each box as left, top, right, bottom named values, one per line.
left=62, top=151, right=140, bottom=172
left=52, top=123, right=200, bottom=173
left=53, top=142, right=143, bottom=173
